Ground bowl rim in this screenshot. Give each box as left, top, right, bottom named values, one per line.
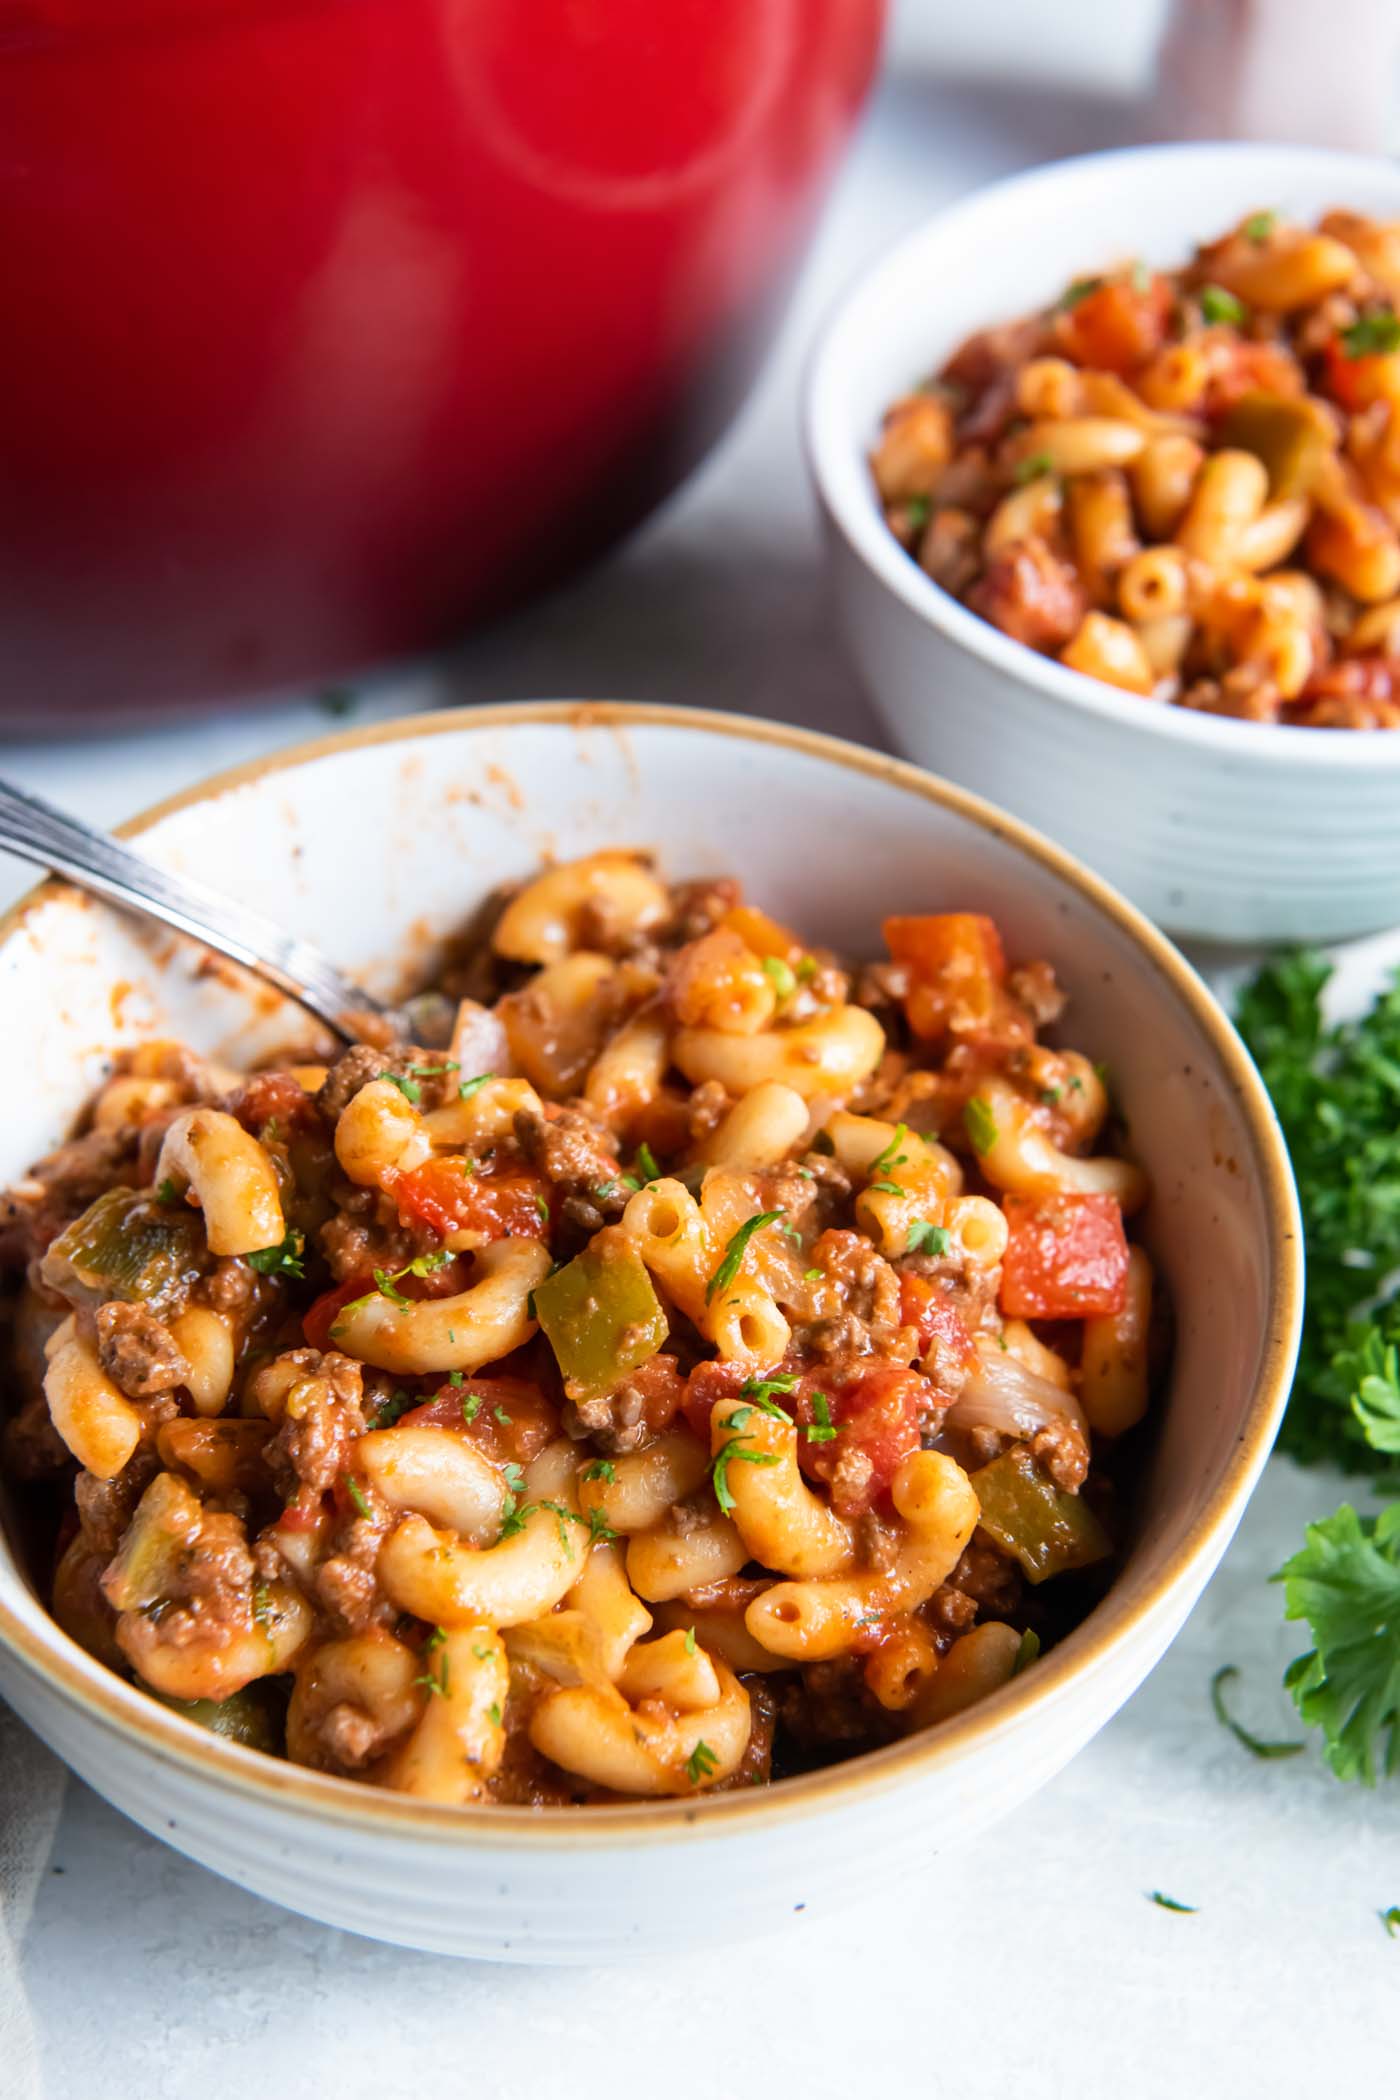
left=804, top=136, right=1400, bottom=767
left=0, top=697, right=1304, bottom=1848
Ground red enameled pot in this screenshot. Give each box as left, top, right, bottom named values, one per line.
left=0, top=0, right=885, bottom=724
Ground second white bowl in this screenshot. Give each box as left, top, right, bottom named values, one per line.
left=806, top=141, right=1400, bottom=945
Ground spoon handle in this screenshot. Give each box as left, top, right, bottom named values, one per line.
left=0, top=774, right=385, bottom=1042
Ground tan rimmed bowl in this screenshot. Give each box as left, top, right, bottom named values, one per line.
left=0, top=701, right=1302, bottom=1961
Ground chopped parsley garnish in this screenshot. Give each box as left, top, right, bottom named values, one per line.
left=500, top=1461, right=527, bottom=1498
left=250, top=1581, right=271, bottom=1628
left=711, top=1436, right=781, bottom=1514
left=761, top=955, right=796, bottom=1000
left=636, top=1142, right=661, bottom=1184
left=472, top=1642, right=494, bottom=1662
left=586, top=1507, right=618, bottom=1548
left=869, top=1178, right=904, bottom=1197
left=155, top=1177, right=179, bottom=1207
left=1148, top=1892, right=1196, bottom=1914
left=1243, top=209, right=1276, bottom=243
left=448, top=1370, right=464, bottom=1387
left=593, top=1175, right=641, bottom=1200
left=1040, top=1085, right=1063, bottom=1106
left=684, top=1626, right=697, bottom=1656
left=581, top=1458, right=616, bottom=1484
left=871, top=1123, right=910, bottom=1174
left=343, top=1474, right=371, bottom=1520
left=803, top=1393, right=839, bottom=1444
left=488, top=1702, right=502, bottom=1726
left=684, top=1739, right=719, bottom=1785
left=462, top=1392, right=484, bottom=1423
left=1209, top=1663, right=1303, bottom=1761
left=246, top=1228, right=306, bottom=1280
left=963, top=1097, right=999, bottom=1156
left=1060, top=275, right=1103, bottom=310
left=335, top=1249, right=451, bottom=1327
left=458, top=1072, right=496, bottom=1100
left=369, top=1389, right=414, bottom=1429
left=534, top=1193, right=550, bottom=1224
left=705, top=1211, right=784, bottom=1303
left=379, top=1070, right=425, bottom=1105
left=1012, top=1628, right=1041, bottom=1675
left=1200, top=283, right=1247, bottom=328
left=414, top=1632, right=450, bottom=1698
left=1381, top=1906, right=1400, bottom=1938
left=904, top=495, right=931, bottom=530
left=795, top=956, right=818, bottom=984
left=906, top=1220, right=950, bottom=1258
left=1013, top=450, right=1055, bottom=486
left=804, top=1267, right=823, bottom=1283
left=738, top=1374, right=798, bottom=1418
left=1342, top=309, right=1400, bottom=358
left=492, top=1404, right=513, bottom=1426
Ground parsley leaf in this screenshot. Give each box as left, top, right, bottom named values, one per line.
left=369, top=1389, right=413, bottom=1429
left=154, top=1177, right=179, bottom=1207
left=1343, top=309, right=1400, bottom=358
left=343, top=1474, right=371, bottom=1521
left=1381, top=1905, right=1400, bottom=1938
left=462, top=1392, right=484, bottom=1423
left=761, top=955, right=796, bottom=1000
left=738, top=1373, right=798, bottom=1418
left=963, top=1097, right=999, bottom=1156
left=1345, top=1329, right=1400, bottom=1454
left=1277, top=1502, right=1400, bottom=1784
left=1208, top=1663, right=1303, bottom=1761
left=1060, top=275, right=1103, bottom=311
left=705, top=1210, right=784, bottom=1303
left=334, top=1249, right=451, bottom=1329
left=581, top=1458, right=616, bottom=1484
left=1200, top=283, right=1247, bottom=327
left=907, top=1220, right=950, bottom=1257
left=684, top=1626, right=697, bottom=1656
left=379, top=1070, right=423, bottom=1105
left=684, top=1739, right=719, bottom=1785
left=711, top=1437, right=781, bottom=1514
left=1012, top=1628, right=1040, bottom=1675
left=1243, top=209, right=1276, bottom=243
left=803, top=1393, right=840, bottom=1443
left=1147, top=1892, right=1197, bottom=1913
left=636, top=1142, right=661, bottom=1184
left=458, top=1072, right=496, bottom=1100
left=246, top=1228, right=305, bottom=1280
left=1013, top=450, right=1055, bottom=486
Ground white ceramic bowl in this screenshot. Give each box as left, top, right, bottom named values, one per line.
left=0, top=702, right=1301, bottom=1960
left=806, top=142, right=1400, bottom=945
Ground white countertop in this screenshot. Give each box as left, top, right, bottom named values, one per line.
left=7, top=32, right=1397, bottom=2095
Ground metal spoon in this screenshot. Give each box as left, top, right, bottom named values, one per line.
left=0, top=775, right=450, bottom=1046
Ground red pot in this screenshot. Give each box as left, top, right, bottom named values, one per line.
left=0, top=0, right=885, bottom=724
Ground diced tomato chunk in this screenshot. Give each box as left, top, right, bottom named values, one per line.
left=1000, top=1192, right=1129, bottom=1319
left=898, top=1273, right=978, bottom=1377
left=680, top=1358, right=749, bottom=1443
left=884, top=913, right=1006, bottom=1040
left=793, top=1364, right=927, bottom=1514
left=401, top=1376, right=560, bottom=1463
left=1320, top=332, right=1399, bottom=414
left=1053, top=276, right=1172, bottom=375
left=388, top=1159, right=549, bottom=1241
left=303, top=1274, right=371, bottom=1351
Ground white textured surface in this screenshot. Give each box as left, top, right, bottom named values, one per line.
left=2, top=27, right=1396, bottom=2095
